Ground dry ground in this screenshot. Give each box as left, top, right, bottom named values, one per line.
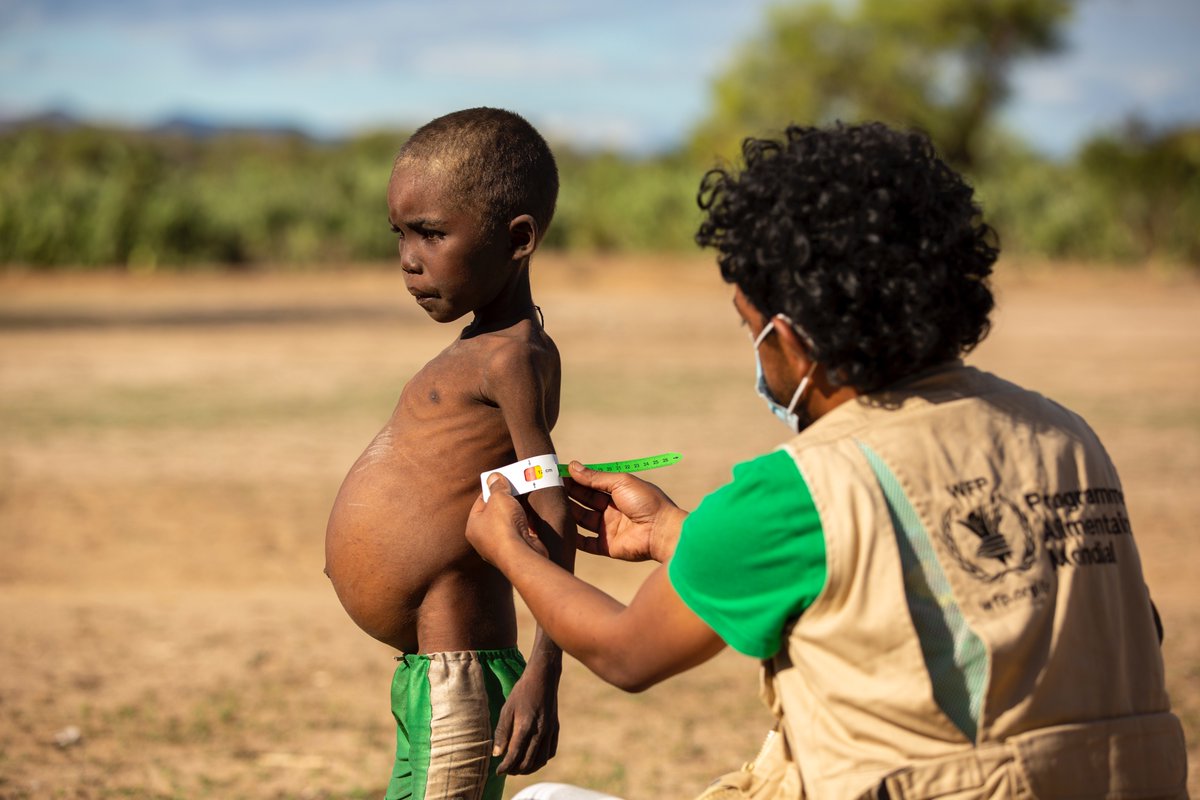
left=0, top=257, right=1197, bottom=798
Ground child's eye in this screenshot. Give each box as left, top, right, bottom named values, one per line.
left=390, top=222, right=403, bottom=237
left=420, top=228, right=445, bottom=241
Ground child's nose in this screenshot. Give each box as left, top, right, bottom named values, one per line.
left=399, top=243, right=420, bottom=273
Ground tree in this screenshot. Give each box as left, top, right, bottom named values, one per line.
left=1079, top=121, right=1200, bottom=263
left=691, top=0, right=1071, bottom=170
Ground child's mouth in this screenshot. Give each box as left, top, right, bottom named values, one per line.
left=407, top=286, right=438, bottom=306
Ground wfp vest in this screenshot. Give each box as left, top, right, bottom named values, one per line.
left=766, top=363, right=1186, bottom=799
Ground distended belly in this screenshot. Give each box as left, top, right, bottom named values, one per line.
left=324, top=450, right=510, bottom=651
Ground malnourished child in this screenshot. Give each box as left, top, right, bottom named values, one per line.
left=325, top=107, right=574, bottom=800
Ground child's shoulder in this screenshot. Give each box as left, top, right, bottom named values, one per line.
left=482, top=323, right=557, bottom=369
left=471, top=321, right=559, bottom=393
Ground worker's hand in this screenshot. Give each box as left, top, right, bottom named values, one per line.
left=467, top=474, right=549, bottom=564
left=564, top=461, right=687, bottom=563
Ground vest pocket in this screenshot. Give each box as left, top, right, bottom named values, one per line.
left=1013, top=712, right=1188, bottom=798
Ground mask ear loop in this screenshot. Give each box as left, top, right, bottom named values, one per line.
left=773, top=313, right=817, bottom=352
left=785, top=361, right=819, bottom=416
left=752, top=319, right=776, bottom=349
left=755, top=313, right=820, bottom=415
left=770, top=313, right=818, bottom=417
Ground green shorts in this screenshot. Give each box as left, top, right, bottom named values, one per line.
left=387, top=648, right=526, bottom=800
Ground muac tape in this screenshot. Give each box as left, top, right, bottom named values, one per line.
left=480, top=452, right=682, bottom=501
left=480, top=454, right=563, bottom=500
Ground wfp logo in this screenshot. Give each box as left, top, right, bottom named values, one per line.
left=940, top=495, right=1037, bottom=582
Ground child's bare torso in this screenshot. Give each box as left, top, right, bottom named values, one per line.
left=325, top=327, right=557, bottom=653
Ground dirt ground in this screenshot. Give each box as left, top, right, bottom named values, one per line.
left=1, top=257, right=1197, bottom=799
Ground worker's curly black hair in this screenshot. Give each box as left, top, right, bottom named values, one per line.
left=696, top=122, right=998, bottom=393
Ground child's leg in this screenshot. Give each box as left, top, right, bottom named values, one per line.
left=477, top=649, right=525, bottom=800
left=387, top=649, right=525, bottom=800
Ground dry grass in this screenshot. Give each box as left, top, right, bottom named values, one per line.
left=1, top=256, right=1197, bottom=798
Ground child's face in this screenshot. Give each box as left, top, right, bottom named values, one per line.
left=387, top=163, right=513, bottom=323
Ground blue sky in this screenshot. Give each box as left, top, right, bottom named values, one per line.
left=2, top=0, right=1197, bottom=156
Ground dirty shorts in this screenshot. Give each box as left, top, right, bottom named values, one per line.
left=387, top=648, right=526, bottom=800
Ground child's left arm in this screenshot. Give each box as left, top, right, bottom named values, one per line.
left=483, top=341, right=576, bottom=775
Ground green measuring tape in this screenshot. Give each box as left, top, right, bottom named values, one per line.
left=557, top=452, right=682, bottom=477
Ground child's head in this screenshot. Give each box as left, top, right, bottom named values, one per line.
left=388, top=108, right=558, bottom=323
left=696, top=121, right=998, bottom=393
left=393, top=107, right=558, bottom=240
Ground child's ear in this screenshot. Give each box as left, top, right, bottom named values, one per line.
left=508, top=214, right=539, bottom=260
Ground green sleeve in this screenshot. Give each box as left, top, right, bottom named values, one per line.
left=667, top=449, right=826, bottom=659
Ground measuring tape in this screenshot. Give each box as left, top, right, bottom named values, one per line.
left=481, top=452, right=682, bottom=500
left=558, top=452, right=682, bottom=476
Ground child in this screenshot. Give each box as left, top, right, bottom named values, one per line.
left=324, top=107, right=574, bottom=800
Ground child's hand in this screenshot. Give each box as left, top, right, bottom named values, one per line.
left=565, top=461, right=687, bottom=563
left=467, top=474, right=549, bottom=563
left=491, top=661, right=560, bottom=775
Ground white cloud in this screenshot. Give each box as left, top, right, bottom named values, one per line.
left=1110, top=65, right=1182, bottom=102
left=539, top=112, right=647, bottom=152
left=1017, top=70, right=1081, bottom=106
left=415, top=41, right=607, bottom=82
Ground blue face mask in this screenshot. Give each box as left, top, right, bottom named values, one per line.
left=753, top=316, right=818, bottom=432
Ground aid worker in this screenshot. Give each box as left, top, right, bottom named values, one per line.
left=466, top=122, right=1189, bottom=799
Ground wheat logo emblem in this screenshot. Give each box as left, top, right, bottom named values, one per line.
left=940, top=495, right=1036, bottom=582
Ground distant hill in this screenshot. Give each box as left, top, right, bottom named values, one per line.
left=146, top=113, right=311, bottom=140
left=0, top=109, right=318, bottom=141
left=0, top=109, right=81, bottom=133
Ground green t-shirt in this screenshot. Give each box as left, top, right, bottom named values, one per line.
left=668, top=449, right=827, bottom=659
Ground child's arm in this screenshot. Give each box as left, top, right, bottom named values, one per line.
left=482, top=340, right=576, bottom=775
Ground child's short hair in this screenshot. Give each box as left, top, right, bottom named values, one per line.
left=396, top=107, right=558, bottom=237
left=697, top=121, right=998, bottom=393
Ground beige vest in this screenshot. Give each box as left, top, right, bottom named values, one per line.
left=767, top=363, right=1187, bottom=799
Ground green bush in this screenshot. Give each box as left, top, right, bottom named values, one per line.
left=551, top=151, right=704, bottom=252
left=1, top=121, right=1197, bottom=271
left=973, top=125, right=1200, bottom=266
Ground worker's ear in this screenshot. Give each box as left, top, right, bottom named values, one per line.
left=773, top=315, right=816, bottom=381
left=508, top=214, right=539, bottom=260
